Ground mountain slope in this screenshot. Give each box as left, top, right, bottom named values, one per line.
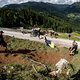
left=1, top=1, right=80, bottom=32
left=3, top=1, right=80, bottom=14
left=3, top=2, right=69, bottom=17
left=65, top=2, right=80, bottom=13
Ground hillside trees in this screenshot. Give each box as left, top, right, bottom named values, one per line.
left=0, top=8, right=73, bottom=33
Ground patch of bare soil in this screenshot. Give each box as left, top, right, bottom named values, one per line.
left=0, top=47, right=27, bottom=66
left=0, top=47, right=73, bottom=66
left=29, top=51, right=73, bottom=65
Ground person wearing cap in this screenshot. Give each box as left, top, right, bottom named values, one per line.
left=0, top=31, right=7, bottom=48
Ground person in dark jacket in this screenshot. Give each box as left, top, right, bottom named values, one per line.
left=69, top=40, right=78, bottom=56
left=0, top=31, right=7, bottom=48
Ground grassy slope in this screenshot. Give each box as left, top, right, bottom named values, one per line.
left=5, top=36, right=53, bottom=52
left=5, top=35, right=80, bottom=66
left=71, top=51, right=80, bottom=72
left=0, top=35, right=80, bottom=80
left=51, top=32, right=80, bottom=41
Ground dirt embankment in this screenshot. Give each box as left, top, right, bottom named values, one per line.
left=0, top=47, right=27, bottom=66
left=29, top=51, right=73, bottom=65
left=0, top=47, right=73, bottom=66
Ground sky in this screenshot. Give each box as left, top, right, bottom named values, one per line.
left=0, top=0, right=80, bottom=7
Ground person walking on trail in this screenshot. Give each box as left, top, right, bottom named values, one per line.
left=68, top=34, right=71, bottom=39
left=0, top=31, right=7, bottom=49
left=37, top=29, right=41, bottom=39
left=54, top=32, right=58, bottom=38
left=69, top=40, right=78, bottom=56
left=45, top=37, right=54, bottom=48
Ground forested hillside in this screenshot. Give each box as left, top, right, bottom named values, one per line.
left=0, top=2, right=80, bottom=32
left=0, top=8, right=73, bottom=33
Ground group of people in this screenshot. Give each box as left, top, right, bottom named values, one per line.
left=48, top=42, right=78, bottom=78
left=45, top=36, right=78, bottom=56
left=0, top=30, right=78, bottom=55
left=44, top=37, right=78, bottom=78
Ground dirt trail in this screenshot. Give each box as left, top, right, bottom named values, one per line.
left=2, top=30, right=80, bottom=49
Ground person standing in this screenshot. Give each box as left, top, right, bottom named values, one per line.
left=38, top=28, right=41, bottom=39
left=68, top=34, right=71, bottom=39
left=0, top=31, right=4, bottom=46
left=0, top=31, right=7, bottom=48
left=69, top=40, right=78, bottom=56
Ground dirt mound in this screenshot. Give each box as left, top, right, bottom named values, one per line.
left=0, top=47, right=73, bottom=66
left=0, top=53, right=27, bottom=66
left=28, top=51, right=73, bottom=65
left=0, top=47, right=27, bottom=66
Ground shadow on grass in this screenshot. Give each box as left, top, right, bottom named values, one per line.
left=0, top=49, right=36, bottom=54
left=12, top=49, right=35, bottom=54
left=71, top=70, right=80, bottom=80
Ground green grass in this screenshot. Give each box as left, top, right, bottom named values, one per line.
left=71, top=51, right=80, bottom=72
left=5, top=36, right=56, bottom=53
left=68, top=51, right=80, bottom=80
left=72, top=32, right=80, bottom=37
left=52, top=32, right=80, bottom=41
